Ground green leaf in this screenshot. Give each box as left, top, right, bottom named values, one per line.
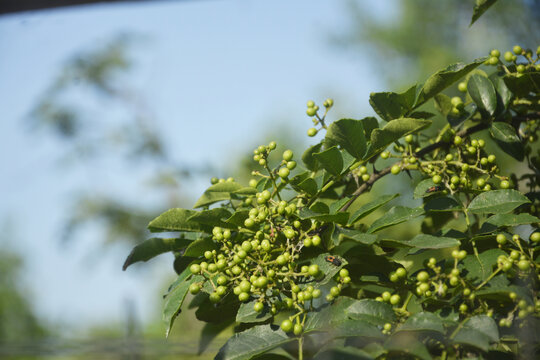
left=299, top=207, right=349, bottom=225
left=434, top=94, right=452, bottom=116
left=325, top=319, right=383, bottom=339
left=236, top=300, right=273, bottom=323
left=384, top=332, right=431, bottom=360
left=295, top=177, right=319, bottom=196
left=467, top=74, right=497, bottom=115
left=123, top=237, right=192, bottom=270
left=490, top=122, right=524, bottom=161
left=338, top=228, right=378, bottom=246
left=346, top=299, right=396, bottom=326
left=414, top=59, right=485, bottom=108
left=325, top=119, right=367, bottom=159
left=226, top=210, right=250, bottom=227
left=302, top=143, right=323, bottom=171
left=453, top=315, right=499, bottom=352
left=215, top=324, right=293, bottom=360
left=503, top=71, right=540, bottom=97
left=368, top=206, right=424, bottom=233
left=348, top=194, right=399, bottom=225
left=188, top=208, right=233, bottom=229
left=183, top=237, right=218, bottom=257
left=163, top=269, right=203, bottom=337
left=407, top=234, right=460, bottom=253
left=148, top=208, right=209, bottom=233
left=365, top=118, right=432, bottom=159
left=313, top=347, right=376, bottom=360
left=305, top=297, right=357, bottom=331
left=461, top=248, right=506, bottom=283
left=194, top=182, right=256, bottom=208
left=362, top=117, right=379, bottom=138
left=413, top=178, right=440, bottom=199
left=369, top=85, right=416, bottom=122
left=310, top=253, right=348, bottom=286
left=470, top=0, right=498, bottom=25
left=484, top=213, right=540, bottom=227
left=424, top=197, right=462, bottom=212
left=490, top=73, right=512, bottom=108
left=195, top=294, right=239, bottom=323
left=468, top=189, right=530, bottom=214
left=397, top=312, right=444, bottom=334
left=314, top=146, right=343, bottom=175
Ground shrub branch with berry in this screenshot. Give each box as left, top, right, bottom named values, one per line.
left=123, top=9, right=540, bottom=360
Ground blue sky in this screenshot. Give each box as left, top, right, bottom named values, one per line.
left=0, top=0, right=391, bottom=333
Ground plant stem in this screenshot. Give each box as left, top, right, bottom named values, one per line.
left=298, top=336, right=304, bottom=360
left=341, top=123, right=491, bottom=212
left=400, top=292, right=413, bottom=312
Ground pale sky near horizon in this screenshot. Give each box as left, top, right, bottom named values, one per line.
left=0, top=0, right=390, bottom=334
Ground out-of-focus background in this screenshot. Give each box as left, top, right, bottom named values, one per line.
left=1, top=0, right=538, bottom=358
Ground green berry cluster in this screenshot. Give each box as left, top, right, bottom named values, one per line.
left=190, top=144, right=352, bottom=336
left=305, top=98, right=334, bottom=137
left=485, top=45, right=540, bottom=73
left=383, top=130, right=510, bottom=193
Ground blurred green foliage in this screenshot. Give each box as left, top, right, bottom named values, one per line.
left=335, top=0, right=540, bottom=87
left=0, top=250, right=48, bottom=342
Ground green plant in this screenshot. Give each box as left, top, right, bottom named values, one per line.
left=124, top=7, right=540, bottom=360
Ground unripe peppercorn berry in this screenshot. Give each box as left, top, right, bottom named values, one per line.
left=417, top=271, right=429, bottom=282
left=308, top=264, right=320, bottom=276
left=530, top=232, right=540, bottom=243
left=282, top=150, right=294, bottom=161
left=281, top=319, right=293, bottom=332
left=307, top=128, right=317, bottom=137
left=278, top=167, right=290, bottom=179
left=391, top=165, right=401, bottom=175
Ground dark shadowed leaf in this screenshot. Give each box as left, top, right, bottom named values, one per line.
left=183, top=237, right=218, bottom=257
left=424, top=197, right=462, bottom=212
left=302, top=143, right=323, bottom=171
left=188, top=208, right=233, bottom=229
left=503, top=71, right=540, bottom=97
left=215, top=324, right=293, bottom=360
left=397, top=312, right=444, bottom=333
left=384, top=332, right=431, bottom=360
left=123, top=237, right=192, bottom=270
left=470, top=0, right=498, bottom=25
left=453, top=315, right=499, bottom=352
left=490, top=122, right=524, bottom=161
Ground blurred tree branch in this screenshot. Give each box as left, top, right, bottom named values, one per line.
left=0, top=0, right=146, bottom=15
